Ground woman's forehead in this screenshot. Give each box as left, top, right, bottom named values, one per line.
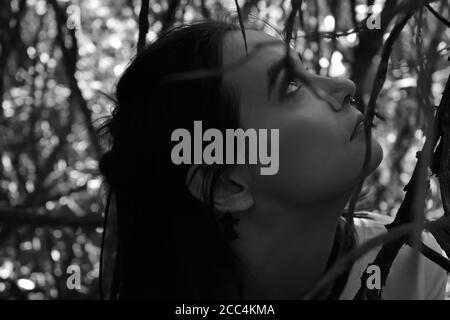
left=222, top=29, right=285, bottom=67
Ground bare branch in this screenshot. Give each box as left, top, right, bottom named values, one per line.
left=200, top=0, right=211, bottom=19
left=426, top=3, right=450, bottom=28
left=0, top=207, right=102, bottom=228
left=48, top=0, right=103, bottom=159
left=137, top=0, right=150, bottom=53
left=305, top=1, right=447, bottom=300
left=234, top=0, right=248, bottom=55
left=436, top=74, right=450, bottom=216
left=160, top=0, right=181, bottom=35
left=302, top=216, right=450, bottom=299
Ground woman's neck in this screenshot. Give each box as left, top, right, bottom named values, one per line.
left=230, top=192, right=351, bottom=299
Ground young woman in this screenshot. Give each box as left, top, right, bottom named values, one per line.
left=98, top=20, right=447, bottom=300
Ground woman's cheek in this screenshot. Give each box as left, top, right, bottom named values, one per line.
left=262, top=139, right=337, bottom=202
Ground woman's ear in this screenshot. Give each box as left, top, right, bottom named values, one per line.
left=186, top=165, right=254, bottom=213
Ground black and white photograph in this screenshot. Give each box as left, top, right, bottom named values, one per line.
left=0, top=0, right=450, bottom=310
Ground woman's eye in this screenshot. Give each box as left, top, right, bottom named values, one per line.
left=286, top=80, right=301, bottom=95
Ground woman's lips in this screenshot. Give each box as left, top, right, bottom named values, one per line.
left=350, top=115, right=365, bottom=141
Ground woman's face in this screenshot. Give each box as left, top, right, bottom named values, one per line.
left=222, top=30, right=383, bottom=207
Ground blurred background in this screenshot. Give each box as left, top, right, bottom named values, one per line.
left=0, top=0, right=449, bottom=299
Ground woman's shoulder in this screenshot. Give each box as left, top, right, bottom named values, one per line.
left=338, top=211, right=448, bottom=300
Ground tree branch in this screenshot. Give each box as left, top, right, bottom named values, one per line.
left=160, top=0, right=181, bottom=35
left=0, top=207, right=102, bottom=228
left=137, top=0, right=150, bottom=53
left=302, top=216, right=450, bottom=299
left=426, top=2, right=450, bottom=28
left=48, top=0, right=103, bottom=159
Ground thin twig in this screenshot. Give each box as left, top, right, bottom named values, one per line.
left=137, top=0, right=150, bottom=53
left=234, top=0, right=248, bottom=55
left=425, top=3, right=450, bottom=28
left=160, top=0, right=181, bottom=35
left=200, top=0, right=211, bottom=19
left=0, top=207, right=102, bottom=228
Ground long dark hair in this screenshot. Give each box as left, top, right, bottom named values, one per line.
left=98, top=21, right=246, bottom=299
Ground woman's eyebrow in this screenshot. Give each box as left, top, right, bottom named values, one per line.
left=267, top=58, right=285, bottom=97
left=266, top=49, right=303, bottom=98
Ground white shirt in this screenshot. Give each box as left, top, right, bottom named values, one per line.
left=338, top=212, right=448, bottom=299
